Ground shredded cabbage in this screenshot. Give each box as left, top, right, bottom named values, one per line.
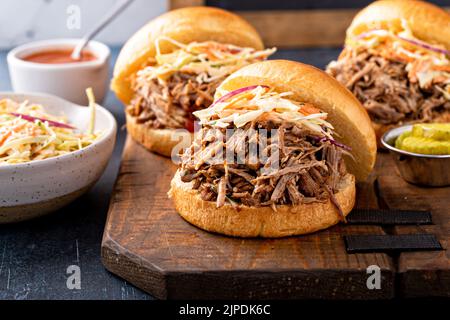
left=347, top=19, right=450, bottom=100
left=193, top=86, right=334, bottom=138
left=137, top=36, right=276, bottom=83
left=0, top=96, right=101, bottom=165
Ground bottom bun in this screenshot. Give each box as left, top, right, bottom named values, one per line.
left=169, top=171, right=356, bottom=238
left=373, top=111, right=450, bottom=148
left=126, top=114, right=192, bottom=157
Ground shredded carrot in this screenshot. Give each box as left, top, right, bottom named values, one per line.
left=432, top=65, right=450, bottom=72
left=300, top=103, right=321, bottom=115
left=13, top=123, right=26, bottom=132
left=392, top=51, right=415, bottom=63
left=0, top=130, right=12, bottom=147
left=202, top=49, right=218, bottom=61
left=338, top=47, right=349, bottom=60
left=223, top=92, right=256, bottom=109
left=433, top=75, right=448, bottom=83
left=379, top=48, right=412, bottom=63
left=192, top=42, right=233, bottom=60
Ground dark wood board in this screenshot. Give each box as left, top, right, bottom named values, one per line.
left=102, top=136, right=395, bottom=299
left=376, top=155, right=450, bottom=298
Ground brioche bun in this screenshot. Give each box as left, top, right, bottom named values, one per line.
left=346, top=0, right=450, bottom=50
left=216, top=60, right=377, bottom=181
left=111, top=6, right=264, bottom=105
left=170, top=171, right=355, bottom=238
left=126, top=114, right=192, bottom=157
left=170, top=60, right=375, bottom=237
left=344, top=1, right=450, bottom=147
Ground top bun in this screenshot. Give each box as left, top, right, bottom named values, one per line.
left=346, top=0, right=450, bottom=50
left=216, top=60, right=377, bottom=181
left=111, top=6, right=264, bottom=104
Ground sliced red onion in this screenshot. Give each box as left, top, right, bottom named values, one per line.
left=327, top=138, right=352, bottom=151
left=10, top=112, right=76, bottom=129
left=229, top=48, right=243, bottom=54
left=396, top=36, right=450, bottom=56
left=210, top=85, right=269, bottom=108
left=312, top=136, right=352, bottom=151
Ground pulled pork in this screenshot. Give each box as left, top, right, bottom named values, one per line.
left=126, top=72, right=225, bottom=131
left=179, top=120, right=348, bottom=216
left=327, top=49, right=450, bottom=125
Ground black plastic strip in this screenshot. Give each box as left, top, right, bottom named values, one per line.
left=344, top=234, right=443, bottom=253
left=347, top=209, right=432, bottom=225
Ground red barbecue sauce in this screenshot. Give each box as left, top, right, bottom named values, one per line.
left=23, top=49, right=97, bottom=64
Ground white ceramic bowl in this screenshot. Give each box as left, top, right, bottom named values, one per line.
left=7, top=39, right=110, bottom=105
left=0, top=92, right=117, bottom=223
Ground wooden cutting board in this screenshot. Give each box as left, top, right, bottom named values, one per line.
left=101, top=136, right=449, bottom=299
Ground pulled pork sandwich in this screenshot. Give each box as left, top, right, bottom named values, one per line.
left=169, top=60, right=376, bottom=237
left=326, top=0, right=450, bottom=140
left=111, top=7, right=275, bottom=156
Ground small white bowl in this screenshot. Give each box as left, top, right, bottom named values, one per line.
left=7, top=39, right=110, bottom=105
left=0, top=92, right=117, bottom=223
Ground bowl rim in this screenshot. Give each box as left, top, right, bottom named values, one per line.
left=381, top=123, right=450, bottom=159
left=7, top=38, right=110, bottom=70
left=0, top=91, right=117, bottom=171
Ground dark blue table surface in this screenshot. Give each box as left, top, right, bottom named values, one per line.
left=0, top=46, right=341, bottom=300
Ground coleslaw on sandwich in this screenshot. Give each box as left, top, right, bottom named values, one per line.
left=127, top=37, right=276, bottom=133
left=137, top=36, right=277, bottom=84
left=194, top=85, right=335, bottom=139
left=346, top=19, right=450, bottom=98
left=327, top=18, right=450, bottom=127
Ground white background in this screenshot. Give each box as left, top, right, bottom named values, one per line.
left=0, top=0, right=167, bottom=49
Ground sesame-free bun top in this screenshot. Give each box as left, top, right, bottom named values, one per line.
left=216, top=60, right=377, bottom=181
left=346, top=0, right=450, bottom=50
left=111, top=6, right=264, bottom=104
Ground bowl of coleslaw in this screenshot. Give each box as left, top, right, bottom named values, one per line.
left=0, top=91, right=116, bottom=223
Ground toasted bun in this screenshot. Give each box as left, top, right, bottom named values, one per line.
left=170, top=171, right=355, bottom=238
left=216, top=60, right=377, bottom=181
left=346, top=0, right=450, bottom=50
left=111, top=7, right=264, bottom=105
left=126, top=114, right=192, bottom=157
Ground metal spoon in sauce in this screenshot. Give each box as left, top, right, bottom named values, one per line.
left=71, top=0, right=134, bottom=60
